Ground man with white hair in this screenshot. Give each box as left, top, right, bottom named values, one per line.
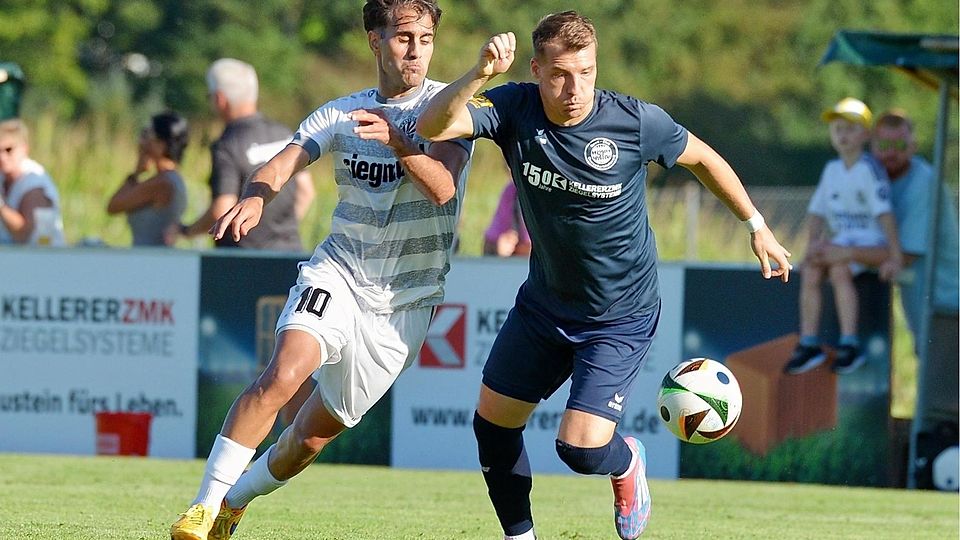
left=174, top=58, right=314, bottom=252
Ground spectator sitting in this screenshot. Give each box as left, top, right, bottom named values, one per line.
left=784, top=97, right=902, bottom=376
left=482, top=181, right=531, bottom=256
left=107, top=111, right=189, bottom=246
left=0, top=118, right=65, bottom=246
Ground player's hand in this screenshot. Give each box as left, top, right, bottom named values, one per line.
left=750, top=226, right=792, bottom=282
left=210, top=197, right=264, bottom=243
left=477, top=32, right=516, bottom=78
left=349, top=109, right=414, bottom=153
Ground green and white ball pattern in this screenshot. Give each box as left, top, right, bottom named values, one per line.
left=657, top=358, right=742, bottom=444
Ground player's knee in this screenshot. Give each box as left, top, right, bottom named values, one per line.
left=555, top=439, right=611, bottom=475
left=253, top=365, right=309, bottom=405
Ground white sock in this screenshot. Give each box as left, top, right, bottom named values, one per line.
left=224, top=444, right=288, bottom=508
left=504, top=527, right=537, bottom=540
left=192, top=435, right=256, bottom=511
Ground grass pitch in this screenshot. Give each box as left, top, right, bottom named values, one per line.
left=1, top=454, right=956, bottom=539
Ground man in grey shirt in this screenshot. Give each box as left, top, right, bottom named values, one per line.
left=175, top=58, right=313, bottom=251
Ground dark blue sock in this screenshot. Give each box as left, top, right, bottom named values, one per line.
left=473, top=412, right=533, bottom=537
left=556, top=434, right=633, bottom=476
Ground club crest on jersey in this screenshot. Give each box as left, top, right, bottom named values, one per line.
left=584, top=137, right=618, bottom=171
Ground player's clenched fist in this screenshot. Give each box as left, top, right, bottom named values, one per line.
left=477, top=32, right=516, bottom=78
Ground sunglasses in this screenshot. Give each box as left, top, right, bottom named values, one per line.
left=875, top=140, right=908, bottom=152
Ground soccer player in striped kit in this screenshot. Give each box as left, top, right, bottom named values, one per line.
left=170, top=1, right=472, bottom=539
left=418, top=11, right=792, bottom=540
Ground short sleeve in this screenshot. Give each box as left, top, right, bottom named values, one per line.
left=467, top=83, right=523, bottom=142
left=637, top=102, right=688, bottom=168
left=291, top=103, right=341, bottom=165
left=209, top=140, right=243, bottom=198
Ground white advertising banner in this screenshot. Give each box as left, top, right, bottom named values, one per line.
left=392, top=257, right=683, bottom=478
left=0, top=248, right=200, bottom=457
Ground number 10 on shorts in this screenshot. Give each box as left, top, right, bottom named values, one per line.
left=294, top=287, right=331, bottom=319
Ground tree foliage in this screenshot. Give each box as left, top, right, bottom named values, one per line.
left=0, top=0, right=956, bottom=185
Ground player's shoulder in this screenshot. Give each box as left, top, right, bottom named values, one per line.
left=313, top=88, right=379, bottom=114
left=597, top=89, right=675, bottom=125
left=482, top=81, right=537, bottom=100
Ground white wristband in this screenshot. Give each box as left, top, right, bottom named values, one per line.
left=742, top=210, right=765, bottom=233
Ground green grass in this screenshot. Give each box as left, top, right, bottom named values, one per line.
left=1, top=454, right=956, bottom=539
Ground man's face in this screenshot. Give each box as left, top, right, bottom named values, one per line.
left=371, top=8, right=435, bottom=94
left=0, top=135, right=26, bottom=178
left=531, top=41, right=597, bottom=125
left=872, top=124, right=915, bottom=180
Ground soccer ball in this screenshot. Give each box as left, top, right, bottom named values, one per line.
left=657, top=358, right=742, bottom=444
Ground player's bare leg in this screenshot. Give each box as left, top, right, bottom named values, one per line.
left=221, top=330, right=323, bottom=447
left=209, top=389, right=347, bottom=540
left=474, top=385, right=538, bottom=540
left=278, top=377, right=316, bottom=428
left=269, top=387, right=347, bottom=480
left=171, top=330, right=322, bottom=540
left=555, top=410, right=647, bottom=539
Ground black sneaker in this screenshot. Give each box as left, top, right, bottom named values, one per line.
left=832, top=344, right=866, bottom=374
left=784, top=344, right=827, bottom=374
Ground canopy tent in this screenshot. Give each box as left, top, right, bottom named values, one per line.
left=820, top=30, right=959, bottom=489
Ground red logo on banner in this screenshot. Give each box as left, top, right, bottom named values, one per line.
left=420, top=303, right=466, bottom=368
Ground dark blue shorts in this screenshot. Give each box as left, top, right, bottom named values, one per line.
left=481, top=298, right=660, bottom=423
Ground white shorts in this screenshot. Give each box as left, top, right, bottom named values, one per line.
left=276, top=252, right=433, bottom=428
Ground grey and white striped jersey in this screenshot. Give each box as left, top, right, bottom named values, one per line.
left=291, top=79, right=472, bottom=313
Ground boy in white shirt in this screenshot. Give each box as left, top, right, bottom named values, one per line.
left=785, top=98, right=902, bottom=375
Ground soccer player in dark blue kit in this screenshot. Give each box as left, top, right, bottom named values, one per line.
left=418, top=11, right=792, bottom=540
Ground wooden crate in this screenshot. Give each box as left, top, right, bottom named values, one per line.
left=725, top=333, right=837, bottom=455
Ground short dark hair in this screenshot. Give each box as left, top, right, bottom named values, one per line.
left=151, top=111, right=189, bottom=163
left=532, top=10, right=597, bottom=57
left=875, top=109, right=915, bottom=133
left=363, top=0, right=442, bottom=33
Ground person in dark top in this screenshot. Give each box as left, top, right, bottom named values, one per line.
left=418, top=11, right=792, bottom=540
left=174, top=58, right=314, bottom=251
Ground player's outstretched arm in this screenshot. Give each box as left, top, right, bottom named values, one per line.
left=677, top=132, right=793, bottom=282
left=210, top=144, right=309, bottom=243
left=417, top=32, right=516, bottom=142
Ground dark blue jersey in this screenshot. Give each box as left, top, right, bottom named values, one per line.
left=467, top=82, right=688, bottom=323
